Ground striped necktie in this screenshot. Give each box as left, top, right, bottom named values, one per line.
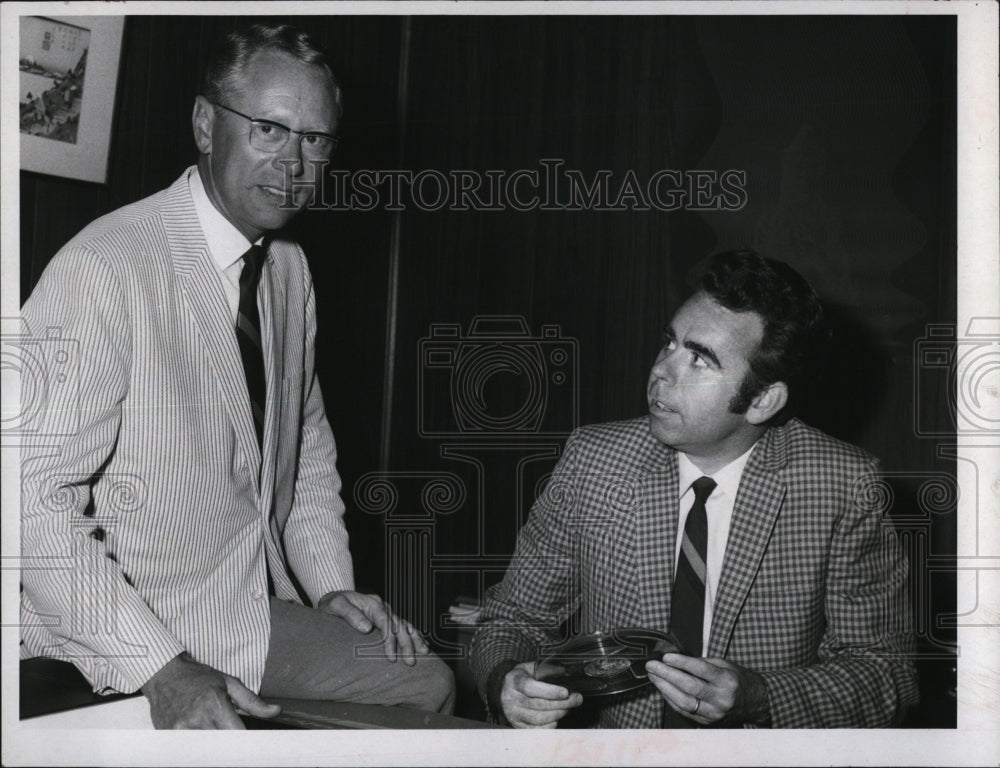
left=669, top=476, right=717, bottom=657
left=236, top=243, right=266, bottom=450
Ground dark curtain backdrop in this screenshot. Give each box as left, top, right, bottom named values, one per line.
left=19, top=14, right=957, bottom=725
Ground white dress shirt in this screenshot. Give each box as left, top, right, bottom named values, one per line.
left=188, top=167, right=268, bottom=328
left=674, top=443, right=758, bottom=654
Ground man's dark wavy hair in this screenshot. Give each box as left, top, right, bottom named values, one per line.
left=700, top=250, right=827, bottom=425
left=202, top=23, right=342, bottom=118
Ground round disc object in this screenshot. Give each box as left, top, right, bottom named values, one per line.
left=533, top=628, right=679, bottom=697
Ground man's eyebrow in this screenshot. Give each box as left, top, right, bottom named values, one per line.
left=255, top=116, right=337, bottom=137
left=684, top=339, right=721, bottom=368
left=661, top=325, right=675, bottom=342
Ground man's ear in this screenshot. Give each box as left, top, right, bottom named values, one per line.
left=192, top=96, right=215, bottom=155
left=745, top=381, right=788, bottom=425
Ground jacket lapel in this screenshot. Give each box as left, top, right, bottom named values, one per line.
left=161, top=171, right=261, bottom=481
left=633, top=441, right=680, bottom=632
left=257, top=243, right=286, bottom=507
left=707, top=426, right=788, bottom=657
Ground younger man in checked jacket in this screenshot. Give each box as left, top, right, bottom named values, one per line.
left=470, top=251, right=919, bottom=728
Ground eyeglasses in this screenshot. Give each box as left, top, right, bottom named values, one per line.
left=211, top=101, right=339, bottom=160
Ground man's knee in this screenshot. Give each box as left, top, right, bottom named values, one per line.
left=412, top=654, right=456, bottom=715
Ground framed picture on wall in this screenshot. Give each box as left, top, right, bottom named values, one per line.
left=18, top=15, right=124, bottom=184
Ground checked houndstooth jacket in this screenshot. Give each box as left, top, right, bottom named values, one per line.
left=470, top=417, right=920, bottom=728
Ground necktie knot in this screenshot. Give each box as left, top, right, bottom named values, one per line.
left=240, top=244, right=265, bottom=287
left=691, top=476, right=717, bottom=504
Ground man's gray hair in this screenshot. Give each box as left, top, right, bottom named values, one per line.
left=202, top=23, right=342, bottom=117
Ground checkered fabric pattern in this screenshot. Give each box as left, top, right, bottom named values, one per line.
left=470, top=417, right=919, bottom=728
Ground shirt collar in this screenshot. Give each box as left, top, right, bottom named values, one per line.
left=188, top=166, right=264, bottom=272
left=677, top=442, right=758, bottom=502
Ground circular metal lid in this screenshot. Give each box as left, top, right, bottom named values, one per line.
left=534, top=628, right=679, bottom=697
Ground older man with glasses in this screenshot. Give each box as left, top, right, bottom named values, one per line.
left=19, top=23, right=454, bottom=729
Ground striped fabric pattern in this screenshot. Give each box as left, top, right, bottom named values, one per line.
left=668, top=476, right=716, bottom=657
left=470, top=417, right=920, bottom=728
left=19, top=168, right=354, bottom=695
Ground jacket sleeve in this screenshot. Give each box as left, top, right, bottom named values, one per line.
left=470, top=430, right=585, bottom=722
left=279, top=258, right=354, bottom=604
left=19, top=247, right=185, bottom=693
left=758, top=461, right=920, bottom=727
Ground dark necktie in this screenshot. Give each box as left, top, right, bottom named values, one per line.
left=662, top=475, right=717, bottom=728
left=236, top=244, right=266, bottom=450
left=669, top=476, right=717, bottom=657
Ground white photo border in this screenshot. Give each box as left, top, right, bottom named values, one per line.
left=1, top=1, right=997, bottom=766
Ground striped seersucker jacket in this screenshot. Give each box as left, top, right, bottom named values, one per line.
left=20, top=168, right=354, bottom=695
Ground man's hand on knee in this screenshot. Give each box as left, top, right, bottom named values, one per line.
left=141, top=652, right=281, bottom=729
left=318, top=590, right=429, bottom=665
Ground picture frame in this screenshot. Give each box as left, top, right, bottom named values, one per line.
left=18, top=15, right=124, bottom=184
